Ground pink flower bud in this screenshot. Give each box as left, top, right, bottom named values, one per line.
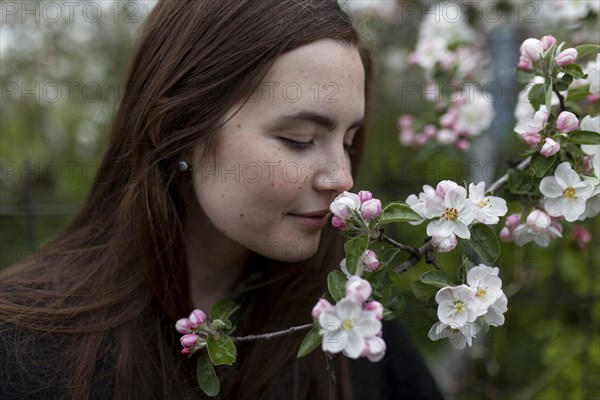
left=520, top=38, right=543, bottom=61
left=540, top=138, right=560, bottom=157
left=499, top=227, right=514, bottom=242
left=435, top=180, right=459, bottom=200
left=583, top=155, right=594, bottom=175
left=506, top=214, right=521, bottom=231
left=422, top=124, right=437, bottom=139
left=331, top=215, right=347, bottom=230
left=330, top=192, right=361, bottom=219
left=361, top=250, right=380, bottom=272
left=518, top=55, right=533, bottom=71
left=556, top=111, right=579, bottom=133
left=181, top=347, right=193, bottom=356
left=455, top=139, right=470, bottom=151
left=573, top=225, right=591, bottom=250
left=188, top=309, right=206, bottom=329
left=360, top=199, right=382, bottom=220
left=364, top=301, right=384, bottom=320
left=180, top=333, right=199, bottom=349
left=345, top=276, right=372, bottom=303
left=431, top=234, right=457, bottom=253
left=361, top=336, right=386, bottom=362
left=311, top=298, right=332, bottom=319
left=523, top=132, right=542, bottom=146
left=175, top=318, right=192, bottom=334
left=540, top=35, right=557, bottom=50
left=555, top=48, right=578, bottom=66
left=358, top=190, right=373, bottom=203
left=587, top=93, right=600, bottom=103
left=398, top=115, right=414, bottom=130
left=527, top=210, right=552, bottom=233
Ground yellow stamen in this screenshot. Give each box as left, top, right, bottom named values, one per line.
left=342, top=319, right=353, bottom=330
left=443, top=207, right=458, bottom=221
left=562, top=187, right=576, bottom=200
left=453, top=300, right=466, bottom=313
left=476, top=288, right=487, bottom=298
left=478, top=199, right=489, bottom=208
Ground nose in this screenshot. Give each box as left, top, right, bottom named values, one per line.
left=313, top=147, right=354, bottom=194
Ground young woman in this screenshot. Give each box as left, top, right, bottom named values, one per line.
left=0, top=1, right=444, bottom=398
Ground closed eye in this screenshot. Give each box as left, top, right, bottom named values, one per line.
left=281, top=138, right=314, bottom=151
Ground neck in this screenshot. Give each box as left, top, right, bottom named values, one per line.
left=183, top=196, right=252, bottom=313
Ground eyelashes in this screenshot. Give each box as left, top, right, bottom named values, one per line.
left=282, top=138, right=314, bottom=151
left=281, top=138, right=356, bottom=155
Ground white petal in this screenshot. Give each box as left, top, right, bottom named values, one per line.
left=539, top=177, right=563, bottom=197
left=427, top=219, right=454, bottom=237
left=335, top=298, right=361, bottom=320
left=445, top=187, right=468, bottom=208
left=544, top=197, right=566, bottom=217
left=453, top=221, right=471, bottom=239
left=353, top=314, right=382, bottom=338
left=342, top=331, right=365, bottom=359
left=322, top=330, right=347, bottom=354
left=563, top=199, right=586, bottom=222
left=555, top=162, right=580, bottom=187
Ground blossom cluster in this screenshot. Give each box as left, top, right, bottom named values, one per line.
left=428, top=264, right=508, bottom=349
left=312, top=276, right=386, bottom=362
left=330, top=190, right=382, bottom=230
left=399, top=4, right=494, bottom=150
left=175, top=309, right=208, bottom=356
left=407, top=180, right=508, bottom=252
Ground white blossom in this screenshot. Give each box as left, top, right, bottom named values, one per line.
left=428, top=320, right=483, bottom=349
left=435, top=285, right=485, bottom=327
left=426, top=187, right=476, bottom=239
left=319, top=297, right=382, bottom=359
left=540, top=162, right=595, bottom=221
left=468, top=182, right=508, bottom=225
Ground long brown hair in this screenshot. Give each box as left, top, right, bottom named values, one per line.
left=0, top=1, right=373, bottom=398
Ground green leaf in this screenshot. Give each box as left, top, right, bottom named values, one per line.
left=379, top=246, right=400, bottom=267
left=327, top=270, right=347, bottom=301
left=530, top=152, right=557, bottom=178
left=206, top=335, right=237, bottom=366
left=515, top=69, right=535, bottom=84
left=420, top=270, right=453, bottom=289
left=568, top=130, right=600, bottom=145
left=297, top=323, right=321, bottom=358
left=379, top=202, right=422, bottom=224
left=367, top=268, right=391, bottom=303
left=344, top=235, right=369, bottom=275
left=528, top=83, right=546, bottom=111
left=197, top=355, right=220, bottom=397
left=382, top=292, right=405, bottom=320
left=457, top=256, right=476, bottom=284
left=387, top=269, right=403, bottom=293
left=555, top=74, right=573, bottom=91
left=567, top=84, right=591, bottom=102
left=411, top=281, right=438, bottom=302
left=467, top=224, right=500, bottom=264
left=563, top=63, right=585, bottom=79
left=508, top=169, right=536, bottom=195
left=545, top=77, right=553, bottom=112
left=575, top=44, right=600, bottom=59
left=210, top=298, right=240, bottom=321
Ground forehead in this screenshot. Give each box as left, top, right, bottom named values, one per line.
left=228, top=39, right=365, bottom=126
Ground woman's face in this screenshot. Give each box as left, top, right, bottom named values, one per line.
left=190, top=39, right=365, bottom=262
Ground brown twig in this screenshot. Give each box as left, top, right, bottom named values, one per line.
left=231, top=323, right=313, bottom=343
left=325, top=352, right=336, bottom=400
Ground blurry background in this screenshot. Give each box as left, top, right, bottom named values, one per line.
left=1, top=1, right=598, bottom=399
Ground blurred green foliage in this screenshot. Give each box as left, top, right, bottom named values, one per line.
left=1, top=1, right=598, bottom=399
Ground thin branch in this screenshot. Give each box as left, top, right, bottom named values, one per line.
left=325, top=352, right=336, bottom=400
left=487, top=157, right=531, bottom=194
left=231, top=323, right=313, bottom=343
left=553, top=87, right=567, bottom=112
left=378, top=230, right=420, bottom=258
left=394, top=240, right=435, bottom=273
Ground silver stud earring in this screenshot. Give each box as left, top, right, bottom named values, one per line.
left=177, top=160, right=192, bottom=172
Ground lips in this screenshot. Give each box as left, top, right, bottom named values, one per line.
left=287, top=210, right=331, bottom=229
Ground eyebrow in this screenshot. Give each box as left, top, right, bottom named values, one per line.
left=273, top=111, right=364, bottom=132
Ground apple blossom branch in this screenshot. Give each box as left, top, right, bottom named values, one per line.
left=379, top=156, right=532, bottom=274
left=230, top=323, right=313, bottom=342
